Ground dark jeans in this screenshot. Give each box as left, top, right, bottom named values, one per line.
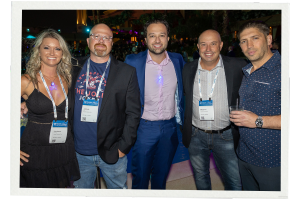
left=238, top=158, right=281, bottom=191
left=188, top=126, right=241, bottom=190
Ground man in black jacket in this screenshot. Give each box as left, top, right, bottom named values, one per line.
left=182, top=30, right=247, bottom=190
left=69, top=23, right=140, bottom=189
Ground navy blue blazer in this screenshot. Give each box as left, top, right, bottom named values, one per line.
left=125, top=50, right=185, bottom=125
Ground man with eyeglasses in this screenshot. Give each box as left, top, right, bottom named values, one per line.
left=69, top=23, right=141, bottom=189
left=124, top=19, right=185, bottom=189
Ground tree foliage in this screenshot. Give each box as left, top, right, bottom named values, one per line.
left=228, top=10, right=281, bottom=22
left=101, top=10, right=132, bottom=27
left=99, top=10, right=280, bottom=57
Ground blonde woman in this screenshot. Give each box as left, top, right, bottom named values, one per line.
left=20, top=29, right=80, bottom=188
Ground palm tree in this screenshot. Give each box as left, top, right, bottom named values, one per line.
left=222, top=10, right=229, bottom=37
left=211, top=10, right=218, bottom=30
left=222, top=10, right=230, bottom=54
left=92, top=10, right=96, bottom=25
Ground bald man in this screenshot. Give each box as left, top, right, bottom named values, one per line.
left=181, top=30, right=247, bottom=190
left=69, top=23, right=140, bottom=188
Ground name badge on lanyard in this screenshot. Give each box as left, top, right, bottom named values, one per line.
left=197, top=67, right=219, bottom=121
left=39, top=70, right=68, bottom=144
left=80, top=57, right=110, bottom=123
left=49, top=120, right=68, bottom=143
left=81, top=99, right=99, bottom=122
left=199, top=100, right=214, bottom=120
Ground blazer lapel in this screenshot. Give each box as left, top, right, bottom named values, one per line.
left=168, top=53, right=182, bottom=100
left=98, top=56, right=119, bottom=119
left=189, top=60, right=198, bottom=102
left=222, top=55, right=233, bottom=106
left=138, top=51, right=147, bottom=107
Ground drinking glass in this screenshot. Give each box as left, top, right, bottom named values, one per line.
left=229, top=105, right=244, bottom=113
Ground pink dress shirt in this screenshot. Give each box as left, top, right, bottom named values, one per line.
left=142, top=50, right=177, bottom=121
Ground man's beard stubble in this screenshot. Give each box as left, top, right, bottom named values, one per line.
left=147, top=43, right=167, bottom=55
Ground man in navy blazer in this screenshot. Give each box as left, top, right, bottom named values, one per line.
left=125, top=19, right=185, bottom=189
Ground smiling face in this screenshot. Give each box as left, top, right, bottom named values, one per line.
left=87, top=24, right=113, bottom=61
left=145, top=22, right=169, bottom=55
left=197, top=30, right=223, bottom=69
left=239, top=27, right=272, bottom=67
left=39, top=37, right=63, bottom=68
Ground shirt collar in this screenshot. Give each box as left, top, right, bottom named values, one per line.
left=242, top=62, right=252, bottom=76
left=242, top=50, right=281, bottom=76
left=146, top=50, right=171, bottom=66
left=198, top=55, right=224, bottom=71
left=263, top=50, right=281, bottom=71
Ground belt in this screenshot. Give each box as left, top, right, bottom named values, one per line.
left=28, top=120, right=52, bottom=124
left=193, top=125, right=231, bottom=134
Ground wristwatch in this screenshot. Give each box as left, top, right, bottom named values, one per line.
left=255, top=116, right=263, bottom=128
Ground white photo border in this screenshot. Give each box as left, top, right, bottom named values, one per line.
left=11, top=1, right=289, bottom=198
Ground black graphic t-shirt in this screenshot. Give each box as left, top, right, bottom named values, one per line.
left=73, top=58, right=110, bottom=155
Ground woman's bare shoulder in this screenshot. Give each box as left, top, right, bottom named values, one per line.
left=21, top=74, right=31, bottom=83
left=21, top=74, right=34, bottom=93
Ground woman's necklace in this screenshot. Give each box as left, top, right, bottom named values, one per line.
left=43, top=74, right=58, bottom=90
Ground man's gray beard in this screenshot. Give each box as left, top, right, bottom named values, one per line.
left=94, top=49, right=107, bottom=57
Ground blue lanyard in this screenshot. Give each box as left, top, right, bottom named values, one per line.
left=85, top=57, right=111, bottom=100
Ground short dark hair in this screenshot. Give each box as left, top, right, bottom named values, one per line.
left=144, top=19, right=170, bottom=37
left=238, top=20, right=269, bottom=40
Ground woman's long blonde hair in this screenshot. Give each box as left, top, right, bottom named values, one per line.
left=25, top=29, right=72, bottom=88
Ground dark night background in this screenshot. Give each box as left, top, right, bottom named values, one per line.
left=21, top=9, right=281, bottom=69
left=22, top=10, right=77, bottom=32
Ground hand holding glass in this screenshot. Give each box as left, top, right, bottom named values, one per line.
left=229, top=105, right=244, bottom=113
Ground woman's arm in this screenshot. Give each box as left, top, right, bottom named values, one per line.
left=20, top=75, right=31, bottom=166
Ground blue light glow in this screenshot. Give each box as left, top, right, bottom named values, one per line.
left=26, top=35, right=36, bottom=39
left=157, top=75, right=163, bottom=84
